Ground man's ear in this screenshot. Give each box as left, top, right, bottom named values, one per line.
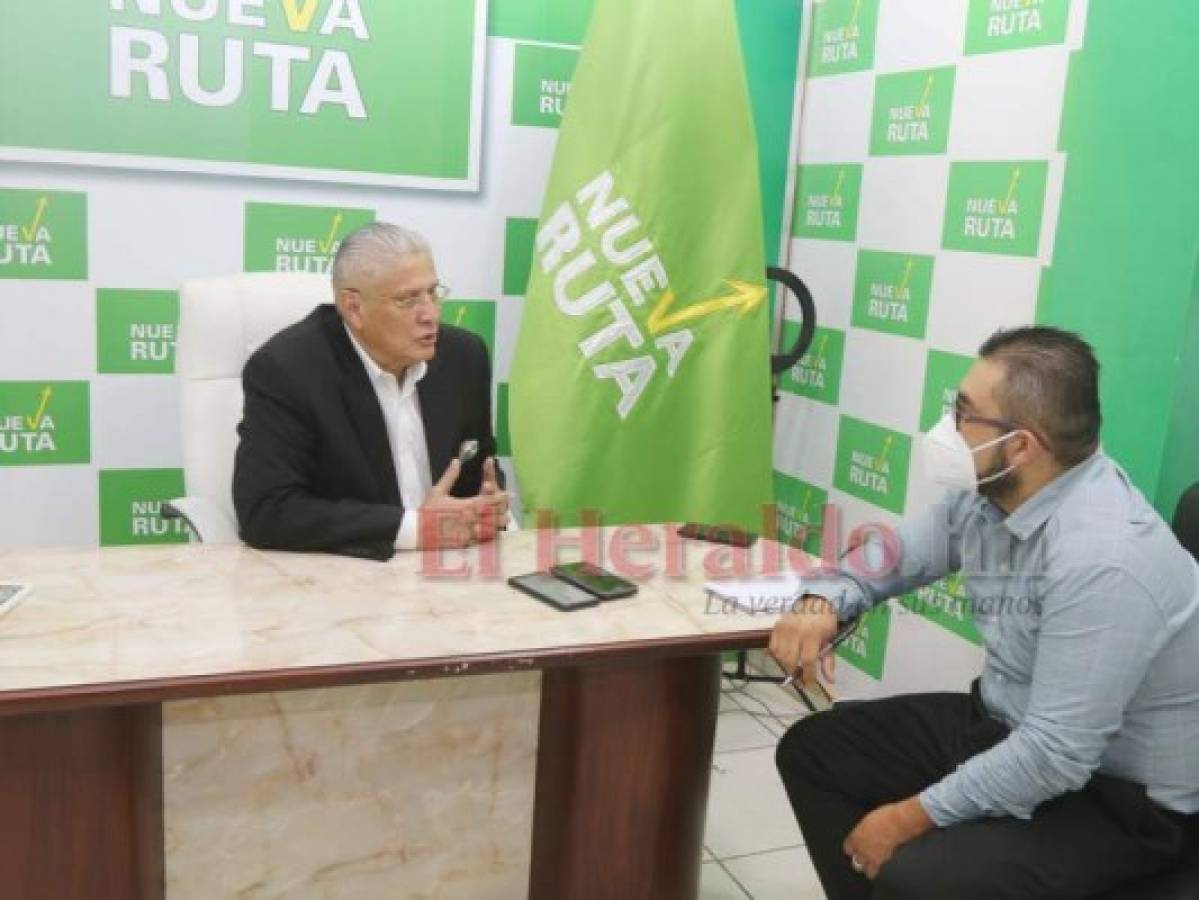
left=337, top=289, right=363, bottom=330
left=1010, top=429, right=1040, bottom=466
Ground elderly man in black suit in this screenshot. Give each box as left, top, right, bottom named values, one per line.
left=233, top=222, right=508, bottom=560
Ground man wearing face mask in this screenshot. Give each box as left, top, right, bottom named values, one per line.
left=771, top=326, right=1199, bottom=899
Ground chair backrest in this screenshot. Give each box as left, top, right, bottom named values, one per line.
left=1173, top=483, right=1199, bottom=562
left=176, top=273, right=333, bottom=533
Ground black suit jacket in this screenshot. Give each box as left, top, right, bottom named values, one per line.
left=233, top=304, right=498, bottom=560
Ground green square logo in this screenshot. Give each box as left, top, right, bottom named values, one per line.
left=834, top=415, right=911, bottom=515
left=900, top=574, right=983, bottom=645
left=503, top=217, right=538, bottom=296
left=441, top=300, right=497, bottom=361
left=244, top=203, right=375, bottom=274
left=96, top=289, right=179, bottom=375
left=512, top=43, right=578, bottom=128
left=836, top=602, right=891, bottom=680
left=943, top=161, right=1049, bottom=257
left=0, top=382, right=90, bottom=466
left=965, top=0, right=1070, bottom=55
left=773, top=472, right=828, bottom=556
left=780, top=325, right=845, bottom=405
left=792, top=164, right=862, bottom=241
left=0, top=189, right=87, bottom=280
left=496, top=382, right=511, bottom=457
left=851, top=251, right=934, bottom=339
left=869, top=67, right=956, bottom=156
left=99, top=469, right=190, bottom=547
left=919, top=349, right=975, bottom=432
left=808, top=0, right=880, bottom=77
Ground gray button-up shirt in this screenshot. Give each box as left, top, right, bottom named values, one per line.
left=802, top=452, right=1199, bottom=827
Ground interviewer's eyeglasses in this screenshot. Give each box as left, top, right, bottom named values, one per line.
left=952, top=393, right=1050, bottom=449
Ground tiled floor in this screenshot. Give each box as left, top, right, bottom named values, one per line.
left=701, top=666, right=826, bottom=899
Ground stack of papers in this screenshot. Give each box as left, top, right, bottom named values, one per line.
left=704, top=573, right=802, bottom=617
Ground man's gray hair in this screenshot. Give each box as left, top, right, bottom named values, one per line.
left=331, top=222, right=432, bottom=291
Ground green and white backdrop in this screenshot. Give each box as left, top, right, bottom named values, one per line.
left=777, top=0, right=1199, bottom=698
left=0, top=0, right=797, bottom=545
left=1, top=0, right=1196, bottom=701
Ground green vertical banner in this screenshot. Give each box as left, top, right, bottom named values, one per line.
left=1036, top=1, right=1199, bottom=516
left=508, top=0, right=773, bottom=530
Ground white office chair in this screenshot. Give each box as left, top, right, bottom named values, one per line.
left=167, top=273, right=333, bottom=543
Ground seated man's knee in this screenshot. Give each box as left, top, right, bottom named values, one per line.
left=776, top=711, right=821, bottom=771
left=775, top=707, right=849, bottom=781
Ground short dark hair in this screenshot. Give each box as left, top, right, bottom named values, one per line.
left=977, top=326, right=1101, bottom=467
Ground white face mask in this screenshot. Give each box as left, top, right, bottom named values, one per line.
left=919, top=412, right=1020, bottom=492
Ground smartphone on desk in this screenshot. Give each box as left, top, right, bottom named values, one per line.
left=676, top=523, right=758, bottom=547
left=549, top=562, right=638, bottom=600
left=509, top=572, right=600, bottom=611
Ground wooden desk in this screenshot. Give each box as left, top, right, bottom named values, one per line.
left=0, top=529, right=781, bottom=898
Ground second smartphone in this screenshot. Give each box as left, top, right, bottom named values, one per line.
left=549, top=561, right=638, bottom=600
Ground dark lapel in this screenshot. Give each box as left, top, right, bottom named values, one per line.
left=417, top=345, right=458, bottom=485
left=319, top=306, right=401, bottom=505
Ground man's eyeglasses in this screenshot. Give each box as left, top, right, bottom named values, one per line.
left=953, top=404, right=1016, bottom=434
left=348, top=284, right=451, bottom=311
left=952, top=394, right=1050, bottom=450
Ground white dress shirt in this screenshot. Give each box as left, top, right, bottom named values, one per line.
left=345, top=327, right=433, bottom=550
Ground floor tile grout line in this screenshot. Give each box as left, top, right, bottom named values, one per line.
left=721, top=706, right=798, bottom=734
left=714, top=715, right=779, bottom=751
left=712, top=743, right=787, bottom=758
left=723, top=684, right=810, bottom=727
left=714, top=744, right=779, bottom=755
left=712, top=857, right=754, bottom=899
left=710, top=841, right=807, bottom=864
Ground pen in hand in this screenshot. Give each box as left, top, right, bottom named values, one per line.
left=780, top=618, right=859, bottom=688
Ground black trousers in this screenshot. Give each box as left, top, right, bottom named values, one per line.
left=775, top=684, right=1189, bottom=900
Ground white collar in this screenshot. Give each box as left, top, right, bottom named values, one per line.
left=344, top=324, right=428, bottom=392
